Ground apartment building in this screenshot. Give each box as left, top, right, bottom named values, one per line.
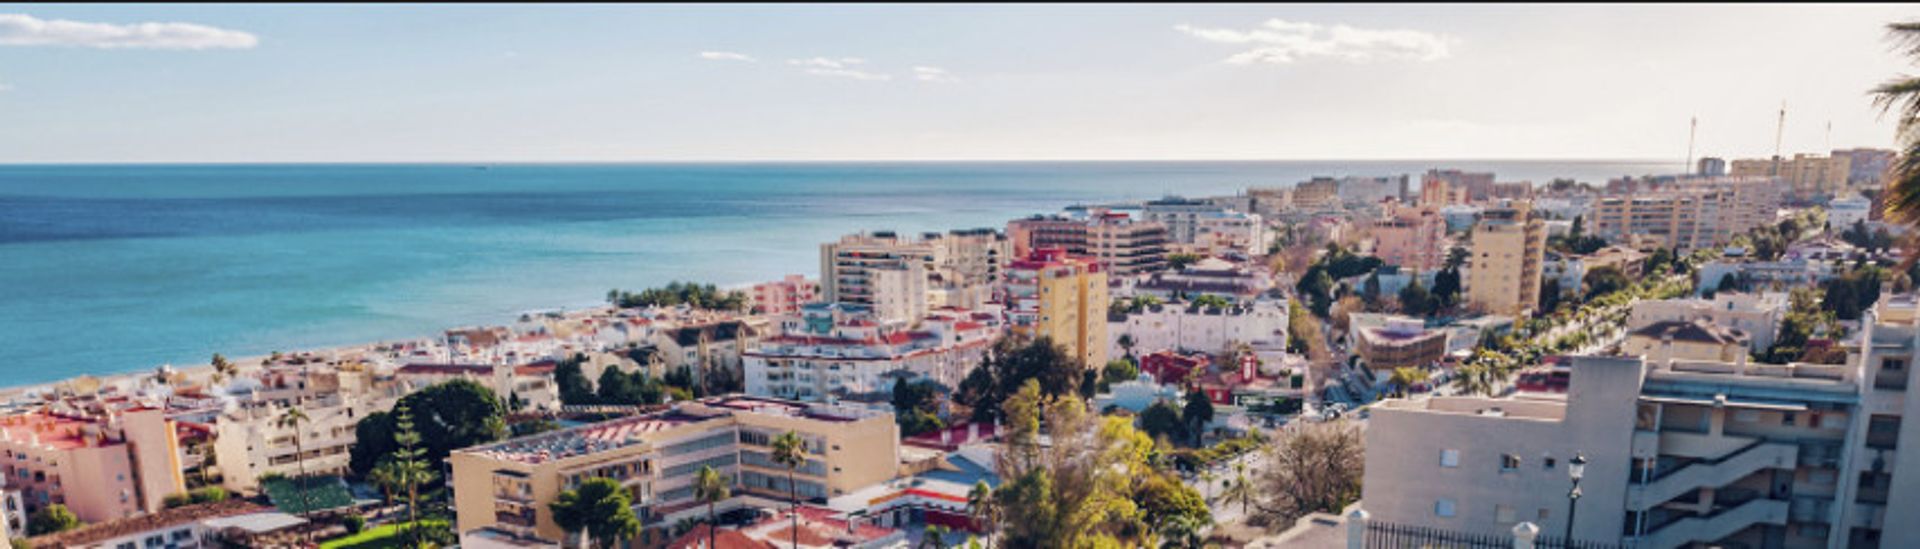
left=1629, top=292, right=1787, bottom=352
left=1831, top=148, right=1896, bottom=187
left=1335, top=175, right=1412, bottom=206
left=0, top=407, right=184, bottom=523
left=1831, top=195, right=1872, bottom=229
left=1370, top=205, right=1449, bottom=271
left=1732, top=154, right=1852, bottom=199
left=1355, top=323, right=1449, bottom=371
left=750, top=274, right=820, bottom=316
left=213, top=366, right=406, bottom=491
left=1141, top=197, right=1269, bottom=256
left=1590, top=177, right=1785, bottom=252
left=1008, top=211, right=1168, bottom=276
left=449, top=396, right=900, bottom=546
left=743, top=303, right=1002, bottom=402
left=1699, top=157, right=1729, bottom=177
left=1293, top=177, right=1342, bottom=209
left=1006, top=248, right=1110, bottom=370
left=821, top=230, right=1011, bottom=320
left=1467, top=203, right=1547, bottom=316
left=1365, top=308, right=1920, bottom=549
left=1426, top=169, right=1497, bottom=203
left=1108, top=297, right=1289, bottom=360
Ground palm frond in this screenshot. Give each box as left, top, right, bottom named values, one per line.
left=1890, top=21, right=1920, bottom=59
left=1883, top=137, right=1920, bottom=224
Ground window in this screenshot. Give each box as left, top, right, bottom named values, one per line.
left=1543, top=456, right=1557, bottom=470
left=1440, top=449, right=1460, bottom=468
left=1886, top=359, right=1907, bottom=371
left=1500, top=454, right=1521, bottom=472
left=1434, top=498, right=1456, bottom=518
left=1782, top=412, right=1797, bottom=426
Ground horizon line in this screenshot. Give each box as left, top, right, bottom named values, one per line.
left=0, top=156, right=1689, bottom=166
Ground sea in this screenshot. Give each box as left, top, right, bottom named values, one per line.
left=0, top=160, right=1677, bottom=386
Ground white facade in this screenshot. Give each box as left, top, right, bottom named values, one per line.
left=1109, top=298, right=1289, bottom=359
left=1829, top=195, right=1872, bottom=229
left=744, top=304, right=1002, bottom=401
left=1627, top=292, right=1787, bottom=353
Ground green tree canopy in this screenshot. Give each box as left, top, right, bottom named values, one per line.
left=550, top=478, right=643, bottom=549
left=350, top=378, right=506, bottom=478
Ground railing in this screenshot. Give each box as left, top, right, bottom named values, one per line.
left=1359, top=520, right=1623, bottom=549
left=1629, top=440, right=1795, bottom=511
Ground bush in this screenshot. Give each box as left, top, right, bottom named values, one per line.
left=190, top=486, right=229, bottom=504
left=163, top=493, right=191, bottom=509
left=343, top=515, right=367, bottom=534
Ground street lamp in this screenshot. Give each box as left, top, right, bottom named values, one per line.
left=1565, top=453, right=1588, bottom=542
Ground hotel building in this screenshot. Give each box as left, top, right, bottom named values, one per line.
left=1006, top=248, right=1110, bottom=370
left=449, top=396, right=900, bottom=546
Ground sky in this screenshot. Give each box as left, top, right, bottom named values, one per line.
left=1, top=4, right=1916, bottom=163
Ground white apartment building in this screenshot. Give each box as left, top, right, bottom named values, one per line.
left=820, top=230, right=1011, bottom=322
left=1364, top=300, right=1920, bottom=549
left=1830, top=195, right=1872, bottom=230
left=743, top=303, right=1002, bottom=402
left=1629, top=292, right=1788, bottom=353
left=1108, top=297, right=1289, bottom=359
left=211, top=367, right=406, bottom=491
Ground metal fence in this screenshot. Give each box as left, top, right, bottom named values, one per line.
left=1361, top=520, right=1625, bottom=549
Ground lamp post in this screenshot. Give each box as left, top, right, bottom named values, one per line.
left=1565, top=453, right=1588, bottom=542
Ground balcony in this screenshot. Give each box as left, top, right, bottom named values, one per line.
left=1637, top=497, right=1789, bottom=549
left=1628, top=441, right=1798, bottom=511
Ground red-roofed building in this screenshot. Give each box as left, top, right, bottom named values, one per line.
left=0, top=407, right=185, bottom=523
left=1140, top=350, right=1211, bottom=385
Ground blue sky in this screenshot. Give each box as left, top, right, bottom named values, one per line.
left=2, top=4, right=1915, bottom=162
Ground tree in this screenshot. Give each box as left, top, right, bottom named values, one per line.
left=550, top=478, right=643, bottom=549
left=1221, top=462, right=1256, bottom=515
left=892, top=379, right=945, bottom=437
left=368, top=459, right=401, bottom=507
left=555, top=353, right=596, bottom=405
left=1116, top=333, right=1136, bottom=360
left=1399, top=277, right=1435, bottom=316
left=1388, top=367, right=1430, bottom=398
left=1583, top=266, right=1629, bottom=300
left=693, top=465, right=731, bottom=549
left=967, top=481, right=1000, bottom=548
left=1256, top=420, right=1365, bottom=524
left=389, top=405, right=436, bottom=547
left=1538, top=278, right=1563, bottom=315
left=26, top=505, right=79, bottom=536
left=1877, top=21, right=1920, bottom=226
left=954, top=337, right=1084, bottom=423
left=210, top=353, right=236, bottom=387
left=1167, top=253, right=1203, bottom=270
left=1717, top=273, right=1741, bottom=295
left=350, top=378, right=506, bottom=477
left=993, top=380, right=1153, bottom=547
left=276, top=406, right=313, bottom=518
left=1100, top=359, right=1139, bottom=391
left=771, top=431, right=808, bottom=549
left=1182, top=390, right=1214, bottom=447
left=1362, top=271, right=1382, bottom=302
left=1138, top=400, right=1187, bottom=444
left=1134, top=472, right=1210, bottom=548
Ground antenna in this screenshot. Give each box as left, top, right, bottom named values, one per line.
left=1772, top=102, right=1786, bottom=176
left=1686, top=117, right=1697, bottom=175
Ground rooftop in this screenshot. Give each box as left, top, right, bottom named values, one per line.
left=1629, top=318, right=1749, bottom=345
left=29, top=500, right=271, bottom=548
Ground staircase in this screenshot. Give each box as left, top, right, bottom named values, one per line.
left=1637, top=498, right=1789, bottom=549
left=1628, top=441, right=1797, bottom=511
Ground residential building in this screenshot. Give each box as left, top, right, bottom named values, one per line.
left=1354, top=322, right=1449, bottom=371
left=1425, top=169, right=1497, bottom=203
left=1139, top=350, right=1212, bottom=385
left=214, top=366, right=407, bottom=491
left=1695, top=258, right=1836, bottom=296
left=1699, top=157, right=1728, bottom=177
left=820, top=229, right=1009, bottom=320
left=743, top=303, right=1001, bottom=402
left=1108, top=297, right=1288, bottom=361
left=1335, top=175, right=1412, bottom=206
left=1370, top=205, right=1449, bottom=271
left=448, top=397, right=900, bottom=545
left=1732, top=154, right=1852, bottom=199
left=1467, top=203, right=1547, bottom=316
left=1008, top=211, right=1167, bottom=276
left=1831, top=148, right=1896, bottom=186
left=1490, top=181, right=1535, bottom=201
left=1293, top=177, right=1341, bottom=209
left=751, top=275, right=820, bottom=316
left=0, top=407, right=184, bottom=523
left=1140, top=196, right=1268, bottom=256
left=1131, top=257, right=1272, bottom=301
left=21, top=500, right=291, bottom=549
left=1628, top=292, right=1787, bottom=352
left=1590, top=177, right=1785, bottom=252
left=1005, top=248, right=1110, bottom=370
left=1831, top=194, right=1872, bottom=229
left=1620, top=319, right=1751, bottom=363
left=649, top=318, right=766, bottom=389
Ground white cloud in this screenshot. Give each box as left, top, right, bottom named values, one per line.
left=0, top=13, right=257, bottom=50
left=787, top=57, right=891, bottom=81
left=912, top=66, right=958, bottom=83
left=1175, top=18, right=1452, bottom=64
left=698, top=50, right=755, bottom=62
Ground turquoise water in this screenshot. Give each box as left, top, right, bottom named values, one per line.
left=0, top=161, right=1671, bottom=385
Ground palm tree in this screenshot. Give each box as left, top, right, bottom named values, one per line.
left=965, top=481, right=998, bottom=548
left=1876, top=21, right=1920, bottom=226
left=1219, top=462, right=1255, bottom=515
left=275, top=407, right=312, bottom=517
left=1450, top=363, right=1494, bottom=397
left=1117, top=333, right=1136, bottom=360
left=693, top=465, right=731, bottom=549
left=368, top=459, right=401, bottom=508
left=770, top=431, right=808, bottom=549
left=210, top=353, right=236, bottom=387
left=1388, top=367, right=1430, bottom=398
left=919, top=525, right=950, bottom=549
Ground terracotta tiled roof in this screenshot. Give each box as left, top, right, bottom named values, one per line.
left=28, top=499, right=270, bottom=548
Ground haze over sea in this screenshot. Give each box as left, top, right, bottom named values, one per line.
left=0, top=160, right=1672, bottom=386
